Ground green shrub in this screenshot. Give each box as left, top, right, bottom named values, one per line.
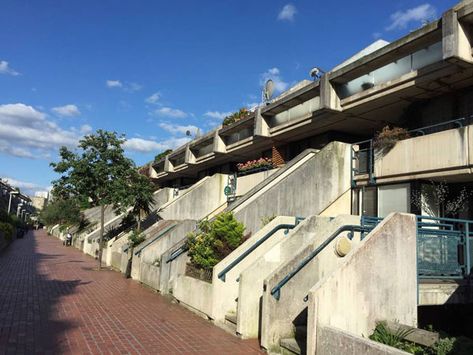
left=186, top=212, right=245, bottom=270
left=0, top=222, right=15, bottom=242
left=128, top=229, right=145, bottom=247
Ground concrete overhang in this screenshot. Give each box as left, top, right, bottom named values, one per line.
left=329, top=21, right=442, bottom=84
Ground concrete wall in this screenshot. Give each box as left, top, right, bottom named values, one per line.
left=132, top=220, right=196, bottom=291
left=315, top=325, right=408, bottom=355
left=229, top=142, right=352, bottom=234
left=237, top=216, right=327, bottom=339
left=159, top=241, right=189, bottom=295
left=158, top=174, right=229, bottom=221
left=211, top=216, right=298, bottom=324
left=81, top=188, right=173, bottom=257
left=260, top=214, right=360, bottom=352
left=307, top=213, right=417, bottom=355
left=373, top=126, right=473, bottom=183
left=235, top=168, right=279, bottom=197
left=173, top=275, right=213, bottom=317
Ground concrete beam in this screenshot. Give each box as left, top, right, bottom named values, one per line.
left=443, top=8, right=473, bottom=65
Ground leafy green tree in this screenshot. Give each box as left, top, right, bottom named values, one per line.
left=38, top=198, right=82, bottom=227
left=51, top=129, right=139, bottom=270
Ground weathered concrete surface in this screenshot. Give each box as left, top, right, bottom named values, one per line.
left=229, top=142, right=352, bottom=234
left=237, top=216, right=325, bottom=339
left=158, top=174, right=228, bottom=221
left=80, top=188, right=173, bottom=257
left=316, top=325, right=408, bottom=355
left=235, top=168, right=279, bottom=197
left=260, top=214, right=360, bottom=352
left=132, top=220, right=196, bottom=291
left=418, top=281, right=473, bottom=305
left=307, top=213, right=417, bottom=355
left=159, top=240, right=189, bottom=294
left=211, top=216, right=298, bottom=325
left=372, top=127, right=473, bottom=184
left=173, top=275, right=214, bottom=317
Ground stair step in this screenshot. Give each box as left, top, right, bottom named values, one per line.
left=280, top=338, right=302, bottom=355
left=225, top=313, right=237, bottom=325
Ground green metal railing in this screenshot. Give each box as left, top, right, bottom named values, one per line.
left=218, top=217, right=305, bottom=282
left=270, top=214, right=473, bottom=301
left=351, top=118, right=467, bottom=187
left=134, top=224, right=177, bottom=256
left=166, top=244, right=188, bottom=264
left=270, top=224, right=368, bottom=300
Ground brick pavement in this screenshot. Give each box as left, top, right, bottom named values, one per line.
left=0, top=230, right=263, bottom=354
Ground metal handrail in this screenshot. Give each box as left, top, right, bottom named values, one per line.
left=166, top=245, right=188, bottom=264
left=217, top=217, right=305, bottom=282
left=134, top=224, right=177, bottom=256
left=270, top=224, right=366, bottom=300
left=351, top=117, right=469, bottom=187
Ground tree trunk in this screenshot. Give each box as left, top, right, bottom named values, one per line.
left=125, top=214, right=140, bottom=279
left=98, top=204, right=104, bottom=270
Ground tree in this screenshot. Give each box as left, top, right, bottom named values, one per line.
left=51, top=130, right=138, bottom=270
left=38, top=198, right=82, bottom=228
left=124, top=172, right=155, bottom=278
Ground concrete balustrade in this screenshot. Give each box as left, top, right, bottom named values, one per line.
left=131, top=220, right=196, bottom=290
left=306, top=212, right=417, bottom=354
left=260, top=214, right=360, bottom=352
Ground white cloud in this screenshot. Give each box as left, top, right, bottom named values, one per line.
left=124, top=137, right=190, bottom=153
left=0, top=103, right=84, bottom=159
left=0, top=60, right=20, bottom=76
left=51, top=104, right=81, bottom=117
left=278, top=4, right=297, bottom=22
left=145, top=92, right=161, bottom=104
left=106, top=80, right=122, bottom=88
left=159, top=122, right=199, bottom=136
left=204, top=111, right=233, bottom=120
left=154, top=107, right=188, bottom=119
left=260, top=67, right=288, bottom=93
left=126, top=82, right=142, bottom=93
left=106, top=80, right=142, bottom=92
left=80, top=124, right=93, bottom=134
left=386, top=4, right=436, bottom=31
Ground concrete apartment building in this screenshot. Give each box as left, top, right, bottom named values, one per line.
left=50, top=1, right=473, bottom=354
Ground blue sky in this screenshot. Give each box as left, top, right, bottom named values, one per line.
left=0, top=0, right=458, bottom=195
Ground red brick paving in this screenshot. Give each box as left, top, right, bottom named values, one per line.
left=0, top=230, right=263, bottom=354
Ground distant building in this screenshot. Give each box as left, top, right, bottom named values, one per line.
left=31, top=196, right=47, bottom=211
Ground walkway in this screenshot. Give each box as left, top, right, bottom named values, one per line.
left=0, top=230, right=263, bottom=354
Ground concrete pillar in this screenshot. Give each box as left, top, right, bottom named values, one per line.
left=319, top=75, right=342, bottom=112
left=164, top=156, right=174, bottom=173
left=184, top=144, right=195, bottom=164
left=442, top=9, right=473, bottom=65
left=254, top=107, right=270, bottom=137
left=213, top=130, right=226, bottom=154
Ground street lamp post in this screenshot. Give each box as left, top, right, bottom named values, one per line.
left=7, top=191, right=19, bottom=214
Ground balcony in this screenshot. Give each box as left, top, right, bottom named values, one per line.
left=353, top=120, right=473, bottom=185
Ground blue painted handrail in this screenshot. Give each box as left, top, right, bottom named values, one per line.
left=134, top=224, right=177, bottom=256
left=270, top=224, right=367, bottom=300
left=166, top=245, right=188, bottom=264
left=217, top=217, right=305, bottom=282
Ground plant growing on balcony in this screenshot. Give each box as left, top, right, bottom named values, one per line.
left=222, top=108, right=251, bottom=127
left=154, top=149, right=172, bottom=163
left=186, top=212, right=246, bottom=271
left=373, top=126, right=410, bottom=152
left=237, top=157, right=273, bottom=173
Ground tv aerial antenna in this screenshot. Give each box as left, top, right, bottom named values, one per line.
left=262, top=79, right=274, bottom=104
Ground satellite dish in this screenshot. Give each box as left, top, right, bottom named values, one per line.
left=263, top=79, right=274, bottom=102
left=309, top=67, right=324, bottom=80
left=186, top=130, right=191, bottom=136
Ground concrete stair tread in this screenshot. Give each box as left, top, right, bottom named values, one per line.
left=280, top=338, right=302, bottom=355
